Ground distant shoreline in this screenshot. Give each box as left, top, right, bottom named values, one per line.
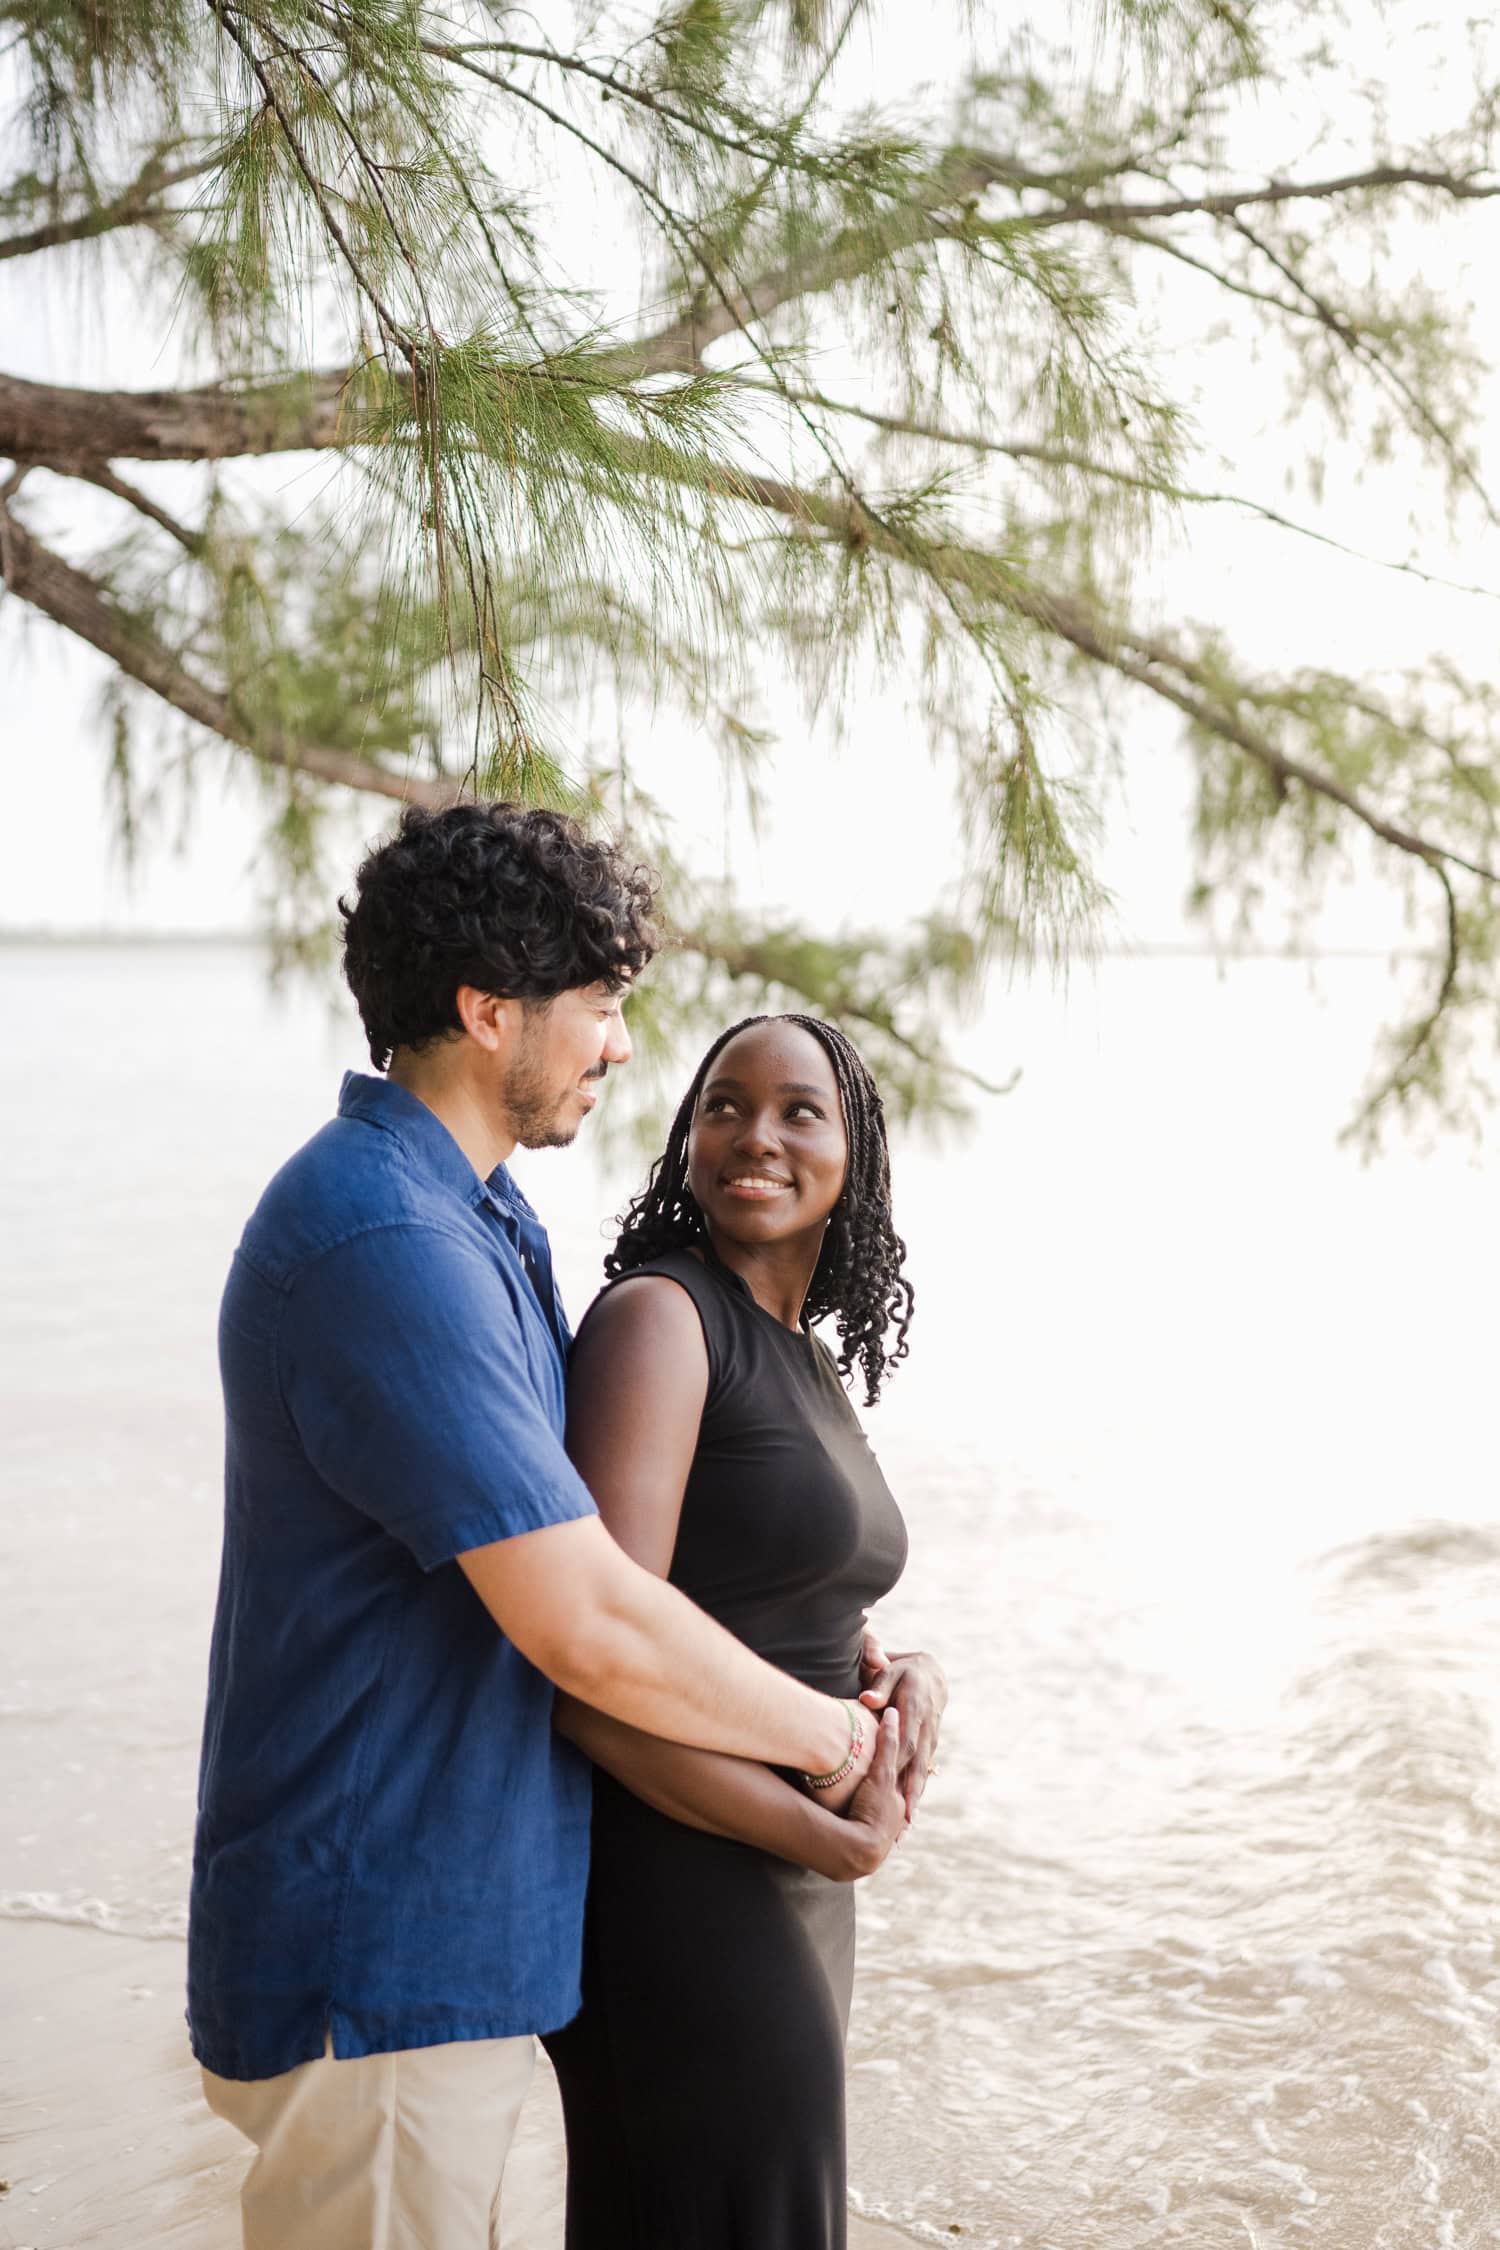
left=0, top=928, right=264, bottom=948
left=0, top=928, right=1434, bottom=961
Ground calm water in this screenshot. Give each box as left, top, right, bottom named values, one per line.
left=4, top=944, right=1499, bottom=2247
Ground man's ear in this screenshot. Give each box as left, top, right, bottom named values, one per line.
left=454, top=986, right=523, bottom=1053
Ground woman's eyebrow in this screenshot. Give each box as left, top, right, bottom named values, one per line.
left=702, top=1075, right=828, bottom=1097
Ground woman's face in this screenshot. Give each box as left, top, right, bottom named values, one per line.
left=686, top=1021, right=848, bottom=1249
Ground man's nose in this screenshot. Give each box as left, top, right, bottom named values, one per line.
left=603, top=1014, right=632, bottom=1067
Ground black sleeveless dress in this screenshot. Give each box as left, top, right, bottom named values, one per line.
left=542, top=1248, right=909, bottom=2250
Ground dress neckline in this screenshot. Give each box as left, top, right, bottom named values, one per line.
left=695, top=1240, right=817, bottom=1351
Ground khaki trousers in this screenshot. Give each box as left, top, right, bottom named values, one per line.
left=202, top=2033, right=536, bottom=2250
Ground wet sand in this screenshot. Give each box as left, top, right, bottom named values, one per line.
left=0, top=1922, right=902, bottom=2250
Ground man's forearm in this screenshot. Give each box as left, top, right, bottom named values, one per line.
left=554, top=1557, right=853, bottom=1774
left=460, top=1517, right=854, bottom=1776
left=554, top=1697, right=872, bottom=1881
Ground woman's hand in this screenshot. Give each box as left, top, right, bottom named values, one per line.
left=831, top=1707, right=907, bottom=1880
left=859, top=1630, right=948, bottom=1821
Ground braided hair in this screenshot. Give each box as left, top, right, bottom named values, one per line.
left=605, top=1014, right=914, bottom=1404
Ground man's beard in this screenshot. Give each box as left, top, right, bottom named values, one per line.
left=502, top=1027, right=605, bottom=1150
left=503, top=1053, right=577, bottom=1149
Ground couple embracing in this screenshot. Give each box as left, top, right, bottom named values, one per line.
left=187, top=801, right=947, bottom=2250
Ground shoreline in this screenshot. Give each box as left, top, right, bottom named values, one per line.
left=0, top=928, right=1431, bottom=962
left=0, top=1921, right=905, bottom=2250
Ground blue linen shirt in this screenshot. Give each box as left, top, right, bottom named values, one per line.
left=187, top=1072, right=598, bottom=2081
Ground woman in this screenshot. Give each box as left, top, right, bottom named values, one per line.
left=543, top=1012, right=948, bottom=2249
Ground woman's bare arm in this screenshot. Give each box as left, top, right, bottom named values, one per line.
left=555, top=1695, right=903, bottom=1882
left=562, top=1277, right=900, bottom=1862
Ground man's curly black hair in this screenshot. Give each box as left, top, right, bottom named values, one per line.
left=340, top=802, right=660, bottom=1072
left=605, top=1013, right=914, bottom=1405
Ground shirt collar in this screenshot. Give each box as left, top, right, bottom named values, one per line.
left=486, top=1163, right=540, bottom=1220
left=337, top=1073, right=552, bottom=1227
left=337, top=1071, right=492, bottom=1206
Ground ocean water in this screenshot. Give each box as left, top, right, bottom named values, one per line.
left=3, top=943, right=1499, bottom=2247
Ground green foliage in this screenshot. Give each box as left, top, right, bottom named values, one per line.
left=3, top=0, right=1500, bottom=1135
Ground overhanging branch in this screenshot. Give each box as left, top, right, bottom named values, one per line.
left=632, top=440, right=1498, bottom=891
left=0, top=149, right=221, bottom=262
left=609, top=154, right=1500, bottom=377
left=0, top=504, right=461, bottom=811
left=676, top=921, right=1018, bottom=1096
left=0, top=368, right=349, bottom=465
left=722, top=377, right=1500, bottom=602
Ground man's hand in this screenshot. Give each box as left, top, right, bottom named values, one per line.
left=859, top=1628, right=948, bottom=1821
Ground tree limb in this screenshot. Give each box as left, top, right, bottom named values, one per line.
left=208, top=2, right=416, bottom=355
left=54, top=463, right=206, bottom=554
left=674, top=922, right=1019, bottom=1096
left=1020, top=161, right=1500, bottom=229
left=0, top=150, right=221, bottom=262
left=1223, top=211, right=1500, bottom=528
left=626, top=440, right=1499, bottom=889
left=0, top=503, right=460, bottom=809
left=0, top=367, right=349, bottom=463
left=609, top=154, right=1500, bottom=376
left=727, top=377, right=1500, bottom=602
left=5, top=358, right=1491, bottom=890
left=1342, top=861, right=1460, bottom=1138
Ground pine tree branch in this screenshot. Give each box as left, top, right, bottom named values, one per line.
left=0, top=502, right=460, bottom=809
left=1019, top=162, right=1500, bottom=228
left=728, top=377, right=1500, bottom=602
left=1222, top=212, right=1500, bottom=528
left=419, top=35, right=795, bottom=166
left=0, top=368, right=350, bottom=463
left=250, top=8, right=440, bottom=337
left=481, top=63, right=877, bottom=536
left=57, top=464, right=206, bottom=554
left=658, top=440, right=1481, bottom=1108
left=5, top=362, right=1492, bottom=887
left=0, top=149, right=221, bottom=262
left=208, top=3, right=416, bottom=356
left=1103, top=219, right=1320, bottom=319
left=676, top=920, right=1018, bottom=1095
left=612, top=153, right=1500, bottom=376
left=624, top=439, right=1499, bottom=890
left=1342, top=861, right=1460, bottom=1137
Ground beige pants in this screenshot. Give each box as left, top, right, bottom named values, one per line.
left=202, top=2033, right=536, bottom=2250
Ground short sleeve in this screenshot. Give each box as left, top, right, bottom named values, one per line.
left=279, top=1223, right=596, bottom=1569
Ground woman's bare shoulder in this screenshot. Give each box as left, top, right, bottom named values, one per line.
left=574, top=1268, right=709, bottom=1360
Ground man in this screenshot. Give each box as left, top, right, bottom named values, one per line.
left=189, top=802, right=880, bottom=2249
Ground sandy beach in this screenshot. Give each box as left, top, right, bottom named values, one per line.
left=0, top=1919, right=554, bottom=2250
left=0, top=1922, right=904, bottom=2250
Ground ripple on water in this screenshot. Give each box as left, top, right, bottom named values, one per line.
left=846, top=1490, right=1500, bottom=2248
left=0, top=1891, right=188, bottom=1941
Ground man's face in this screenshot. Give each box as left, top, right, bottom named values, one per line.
left=502, top=982, right=632, bottom=1150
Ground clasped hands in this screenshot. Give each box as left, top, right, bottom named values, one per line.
left=827, top=1626, right=948, bottom=1876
